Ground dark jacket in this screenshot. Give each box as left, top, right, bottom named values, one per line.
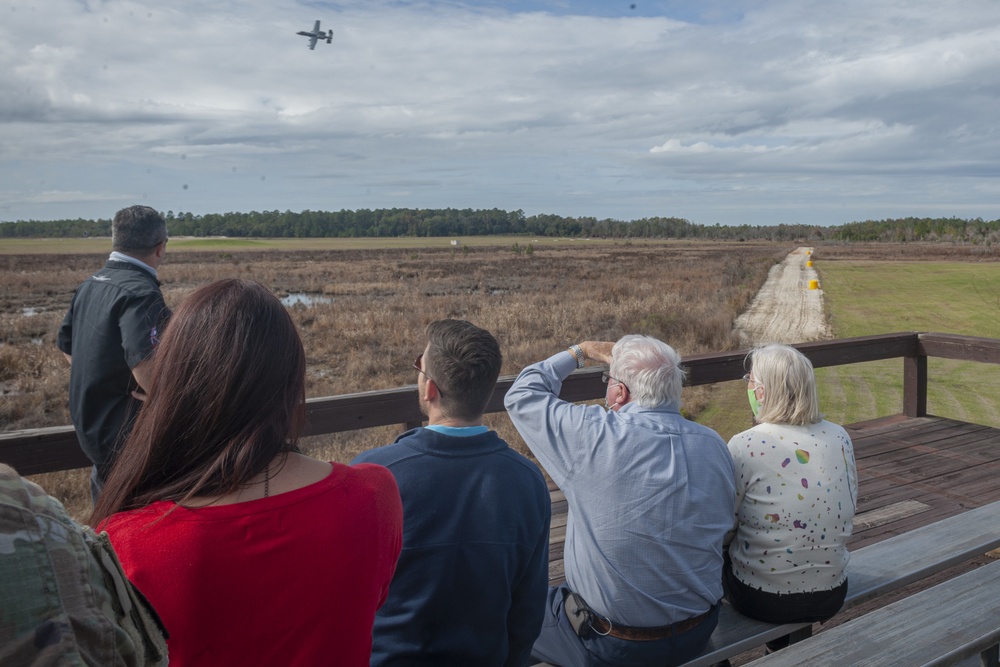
left=352, top=427, right=551, bottom=667
left=57, top=260, right=169, bottom=471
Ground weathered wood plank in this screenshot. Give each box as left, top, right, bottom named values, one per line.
left=681, top=501, right=1000, bottom=667
left=853, top=500, right=931, bottom=531
left=851, top=420, right=990, bottom=459
left=860, top=426, right=999, bottom=466
left=0, top=426, right=89, bottom=475
left=744, top=560, right=1000, bottom=667
left=919, top=332, right=1000, bottom=365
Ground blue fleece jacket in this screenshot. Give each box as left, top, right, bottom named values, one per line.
left=352, top=427, right=551, bottom=667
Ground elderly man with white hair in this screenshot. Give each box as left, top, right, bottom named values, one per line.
left=505, top=336, right=736, bottom=667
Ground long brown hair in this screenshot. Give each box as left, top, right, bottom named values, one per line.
left=90, top=279, right=306, bottom=526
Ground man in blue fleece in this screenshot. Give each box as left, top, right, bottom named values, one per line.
left=352, top=319, right=551, bottom=667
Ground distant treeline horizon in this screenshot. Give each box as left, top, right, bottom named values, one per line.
left=3, top=208, right=999, bottom=243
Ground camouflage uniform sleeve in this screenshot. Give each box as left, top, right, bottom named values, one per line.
left=0, top=464, right=168, bottom=667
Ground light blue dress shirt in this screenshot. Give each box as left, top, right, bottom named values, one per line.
left=505, top=351, right=737, bottom=627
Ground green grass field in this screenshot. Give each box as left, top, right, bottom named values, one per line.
left=817, top=260, right=1000, bottom=429
left=697, top=258, right=1000, bottom=441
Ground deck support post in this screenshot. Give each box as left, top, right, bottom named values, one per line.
left=903, top=353, right=928, bottom=417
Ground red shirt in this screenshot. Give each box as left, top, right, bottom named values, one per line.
left=102, top=463, right=402, bottom=667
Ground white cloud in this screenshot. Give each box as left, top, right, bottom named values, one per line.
left=1, top=0, right=999, bottom=225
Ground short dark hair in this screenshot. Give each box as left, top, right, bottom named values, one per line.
left=89, top=279, right=306, bottom=526
left=111, top=205, right=167, bottom=252
left=424, top=319, right=502, bottom=421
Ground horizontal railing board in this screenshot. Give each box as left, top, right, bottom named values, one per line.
left=919, top=332, right=1000, bottom=364
left=4, top=332, right=999, bottom=478
left=0, top=425, right=90, bottom=475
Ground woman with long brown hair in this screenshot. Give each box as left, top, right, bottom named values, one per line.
left=91, top=279, right=402, bottom=667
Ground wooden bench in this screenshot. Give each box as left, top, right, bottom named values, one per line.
left=743, top=559, right=1000, bottom=667
left=682, top=500, right=1000, bottom=666
left=536, top=500, right=1000, bottom=667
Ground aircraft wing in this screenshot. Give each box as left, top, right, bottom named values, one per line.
left=296, top=20, right=324, bottom=50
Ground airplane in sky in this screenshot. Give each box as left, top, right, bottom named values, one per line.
left=297, top=20, right=332, bottom=50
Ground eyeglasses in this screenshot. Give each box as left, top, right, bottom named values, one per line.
left=601, top=371, right=629, bottom=393
left=743, top=373, right=763, bottom=389
left=413, top=352, right=443, bottom=395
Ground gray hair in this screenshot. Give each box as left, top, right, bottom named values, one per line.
left=748, top=344, right=821, bottom=426
left=112, top=206, right=167, bottom=253
left=609, top=335, right=685, bottom=408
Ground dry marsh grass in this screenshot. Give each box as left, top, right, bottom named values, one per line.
left=2, top=240, right=782, bottom=518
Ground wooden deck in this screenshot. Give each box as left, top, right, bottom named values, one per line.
left=547, top=413, right=1000, bottom=586
left=847, top=414, right=1000, bottom=549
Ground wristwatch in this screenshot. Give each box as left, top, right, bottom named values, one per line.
left=568, top=344, right=585, bottom=369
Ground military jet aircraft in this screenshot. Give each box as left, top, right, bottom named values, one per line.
left=297, top=20, right=332, bottom=50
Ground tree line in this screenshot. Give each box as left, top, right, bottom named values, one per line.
left=2, top=209, right=999, bottom=243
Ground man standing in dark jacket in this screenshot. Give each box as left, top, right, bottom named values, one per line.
left=353, top=319, right=551, bottom=666
left=57, top=205, right=170, bottom=502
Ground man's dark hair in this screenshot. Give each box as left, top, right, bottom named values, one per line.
left=112, top=205, right=167, bottom=253
left=424, top=319, right=502, bottom=421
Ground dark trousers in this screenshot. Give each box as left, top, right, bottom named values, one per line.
left=530, top=584, right=720, bottom=667
left=723, top=552, right=847, bottom=651
left=722, top=553, right=847, bottom=624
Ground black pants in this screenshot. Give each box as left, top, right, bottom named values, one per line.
left=723, top=552, right=847, bottom=651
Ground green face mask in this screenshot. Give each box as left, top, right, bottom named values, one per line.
left=747, top=387, right=762, bottom=417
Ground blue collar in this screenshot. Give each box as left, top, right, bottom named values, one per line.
left=424, top=425, right=489, bottom=437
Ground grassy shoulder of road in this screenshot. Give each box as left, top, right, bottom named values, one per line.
left=698, top=258, right=1000, bottom=439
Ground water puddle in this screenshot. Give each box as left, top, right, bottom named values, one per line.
left=281, top=293, right=334, bottom=308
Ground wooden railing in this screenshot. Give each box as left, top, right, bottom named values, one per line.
left=4, top=332, right=1000, bottom=476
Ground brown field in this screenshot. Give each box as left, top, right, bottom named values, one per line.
left=1, top=239, right=785, bottom=519
left=5, top=239, right=998, bottom=520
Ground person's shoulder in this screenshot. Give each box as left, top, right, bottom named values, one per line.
left=332, top=463, right=402, bottom=524
left=343, top=459, right=394, bottom=480
left=103, top=263, right=163, bottom=294
left=350, top=439, right=415, bottom=468
left=815, top=419, right=852, bottom=440
left=675, top=413, right=727, bottom=444
left=0, top=466, right=169, bottom=667
left=495, top=442, right=547, bottom=482
left=728, top=422, right=766, bottom=443
left=339, top=460, right=401, bottom=496
left=98, top=504, right=170, bottom=538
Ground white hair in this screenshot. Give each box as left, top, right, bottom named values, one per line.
left=749, top=344, right=821, bottom=426
left=610, top=335, right=685, bottom=408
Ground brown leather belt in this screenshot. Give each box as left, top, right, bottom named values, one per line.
left=589, top=608, right=711, bottom=641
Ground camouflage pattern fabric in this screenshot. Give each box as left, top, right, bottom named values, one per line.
left=0, top=464, right=168, bottom=666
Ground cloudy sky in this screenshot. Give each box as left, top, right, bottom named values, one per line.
left=3, top=0, right=999, bottom=226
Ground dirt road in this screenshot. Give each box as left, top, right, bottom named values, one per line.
left=734, top=246, right=831, bottom=347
